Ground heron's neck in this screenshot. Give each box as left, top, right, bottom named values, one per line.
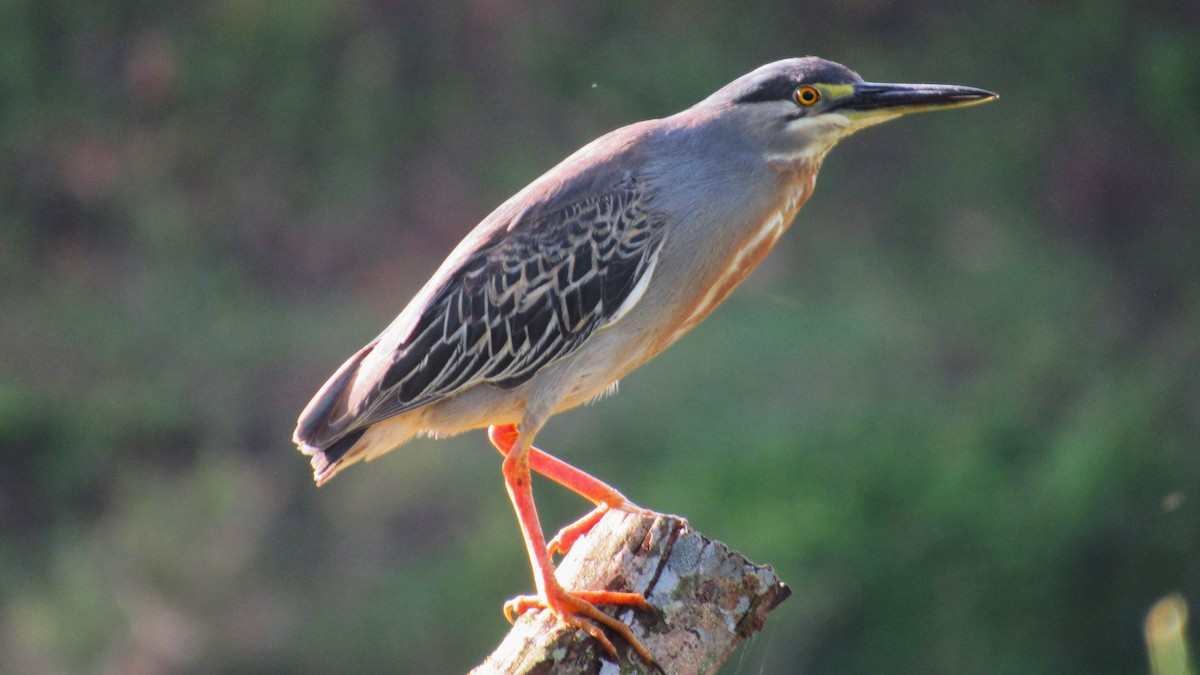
left=766, top=155, right=823, bottom=221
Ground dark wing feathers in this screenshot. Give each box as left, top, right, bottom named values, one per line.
left=312, top=174, right=666, bottom=441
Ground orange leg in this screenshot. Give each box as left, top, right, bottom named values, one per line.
left=491, top=424, right=655, bottom=667
left=488, top=424, right=652, bottom=556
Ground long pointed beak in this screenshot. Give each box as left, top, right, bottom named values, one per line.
left=837, top=82, right=997, bottom=116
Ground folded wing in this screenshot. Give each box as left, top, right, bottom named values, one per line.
left=294, top=173, right=667, bottom=466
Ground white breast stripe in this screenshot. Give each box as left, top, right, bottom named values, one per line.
left=672, top=183, right=808, bottom=338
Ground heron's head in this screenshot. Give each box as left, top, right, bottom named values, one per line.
left=697, top=57, right=996, bottom=164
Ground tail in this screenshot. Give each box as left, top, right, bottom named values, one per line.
left=293, top=341, right=377, bottom=485
left=302, top=428, right=367, bottom=485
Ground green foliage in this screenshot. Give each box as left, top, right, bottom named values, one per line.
left=1, top=1, right=1197, bottom=673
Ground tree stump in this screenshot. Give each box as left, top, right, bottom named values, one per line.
left=472, top=510, right=791, bottom=674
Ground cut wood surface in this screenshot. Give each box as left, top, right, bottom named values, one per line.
left=472, top=510, right=791, bottom=675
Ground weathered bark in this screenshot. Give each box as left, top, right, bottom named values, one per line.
left=472, top=510, right=790, bottom=675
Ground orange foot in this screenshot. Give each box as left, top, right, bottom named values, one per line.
left=504, top=583, right=655, bottom=666
left=548, top=501, right=664, bottom=557
left=548, top=503, right=612, bottom=557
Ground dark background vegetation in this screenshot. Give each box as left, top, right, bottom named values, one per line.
left=2, top=1, right=1198, bottom=673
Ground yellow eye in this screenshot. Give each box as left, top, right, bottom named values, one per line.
left=795, top=85, right=820, bottom=106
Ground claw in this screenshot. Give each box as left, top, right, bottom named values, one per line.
left=502, top=596, right=530, bottom=624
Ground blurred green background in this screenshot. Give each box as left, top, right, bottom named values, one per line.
left=2, top=1, right=1198, bottom=673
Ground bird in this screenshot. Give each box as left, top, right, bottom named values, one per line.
left=294, top=56, right=995, bottom=667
